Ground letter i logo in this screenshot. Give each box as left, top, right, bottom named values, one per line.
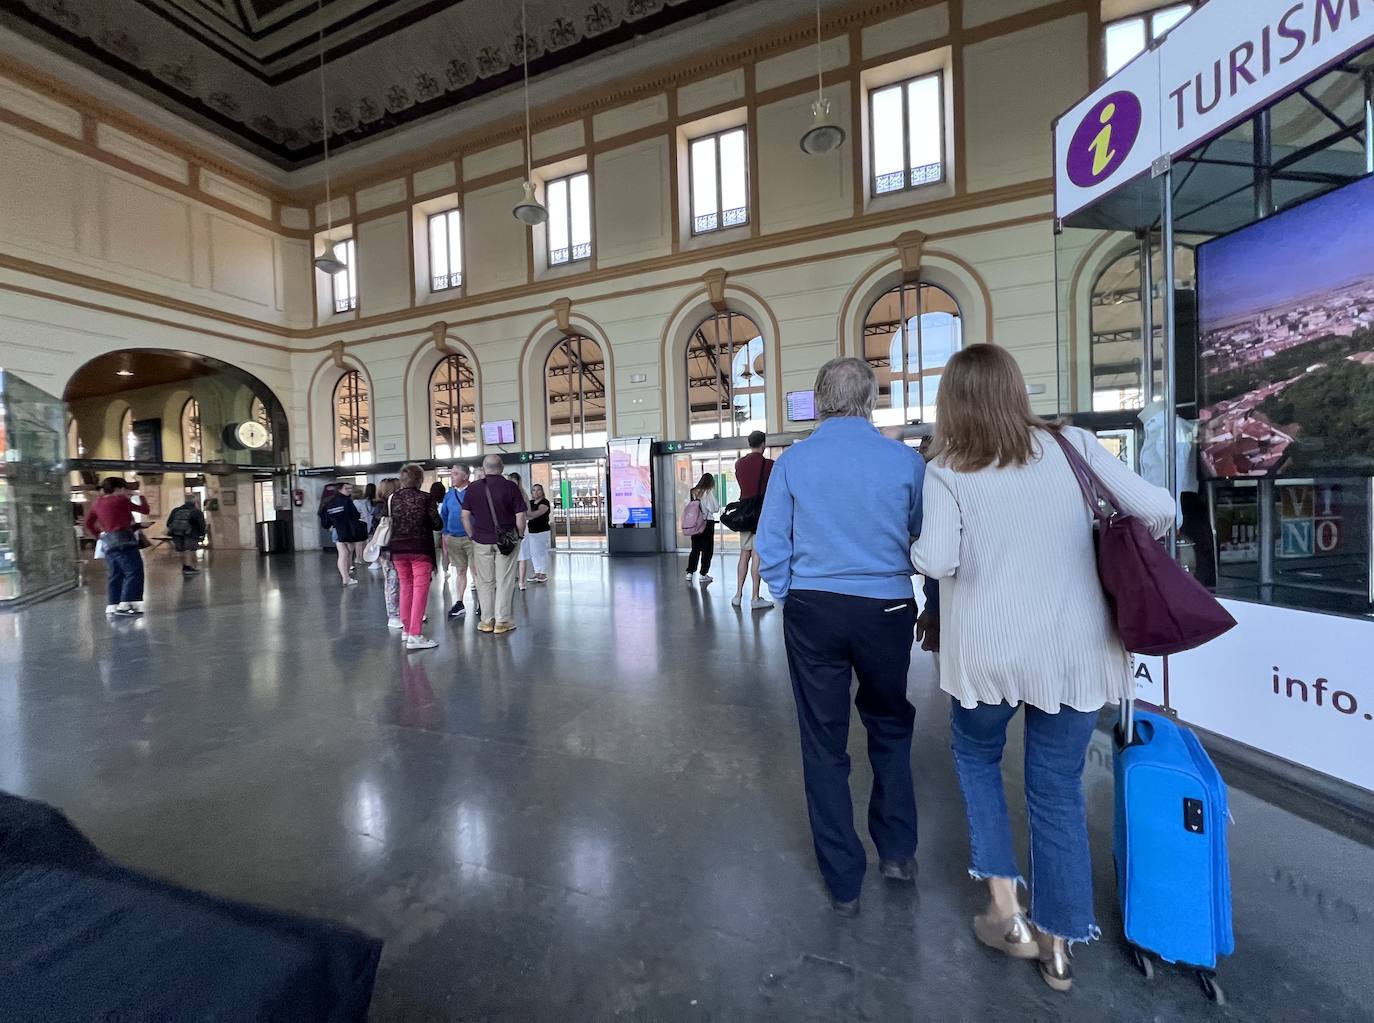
left=1066, top=91, right=1143, bottom=188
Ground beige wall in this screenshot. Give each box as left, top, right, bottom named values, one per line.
left=1, top=1, right=1107, bottom=478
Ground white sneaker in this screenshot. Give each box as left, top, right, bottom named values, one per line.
left=699, top=574, right=713, bottom=583
left=105, top=604, right=119, bottom=615
left=344, top=578, right=358, bottom=587
left=685, top=572, right=695, bottom=582
left=731, top=594, right=742, bottom=607
left=113, top=603, right=136, bottom=616
left=387, top=616, right=403, bottom=630
left=368, top=561, right=382, bottom=572
left=751, top=597, right=774, bottom=610
left=129, top=601, right=145, bottom=614
left=405, top=635, right=438, bottom=651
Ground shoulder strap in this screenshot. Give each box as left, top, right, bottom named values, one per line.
left=482, top=479, right=502, bottom=526
left=1050, top=431, right=1117, bottom=522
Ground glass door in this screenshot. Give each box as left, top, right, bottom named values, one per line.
left=671, top=446, right=787, bottom=553
left=550, top=458, right=607, bottom=553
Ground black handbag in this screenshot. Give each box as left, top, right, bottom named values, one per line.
left=720, top=496, right=763, bottom=534
left=484, top=482, right=522, bottom=557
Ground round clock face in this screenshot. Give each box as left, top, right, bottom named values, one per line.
left=236, top=420, right=269, bottom=450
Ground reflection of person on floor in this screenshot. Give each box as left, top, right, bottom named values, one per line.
left=166, top=495, right=207, bottom=576
left=85, top=477, right=150, bottom=616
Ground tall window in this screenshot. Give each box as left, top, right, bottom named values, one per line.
left=120, top=408, right=135, bottom=461
left=869, top=72, right=944, bottom=196
left=686, top=312, right=766, bottom=440
left=863, top=283, right=962, bottom=426
left=430, top=353, right=477, bottom=458
left=689, top=127, right=749, bottom=234
left=545, top=335, right=606, bottom=449
left=250, top=395, right=273, bottom=450
left=546, top=172, right=592, bottom=267
left=332, top=237, right=358, bottom=314
left=333, top=369, right=371, bottom=466
left=1103, top=3, right=1194, bottom=77
left=428, top=209, right=463, bottom=292
left=181, top=398, right=203, bottom=462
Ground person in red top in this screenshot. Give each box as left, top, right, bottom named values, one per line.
left=732, top=430, right=774, bottom=610
left=84, top=477, right=150, bottom=616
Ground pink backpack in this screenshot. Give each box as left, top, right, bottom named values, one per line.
left=681, top=498, right=706, bottom=536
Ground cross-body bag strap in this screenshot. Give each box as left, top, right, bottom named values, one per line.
left=1051, top=431, right=1118, bottom=522
left=482, top=481, right=504, bottom=530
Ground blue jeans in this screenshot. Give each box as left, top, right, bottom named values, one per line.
left=105, top=546, right=145, bottom=605
left=783, top=590, right=918, bottom=902
left=949, top=699, right=1099, bottom=942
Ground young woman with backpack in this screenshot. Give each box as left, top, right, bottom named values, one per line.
left=683, top=472, right=721, bottom=583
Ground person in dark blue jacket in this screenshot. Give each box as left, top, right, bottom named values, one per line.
left=318, top=482, right=366, bottom=587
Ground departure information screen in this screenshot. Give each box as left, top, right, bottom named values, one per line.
left=786, top=390, right=816, bottom=422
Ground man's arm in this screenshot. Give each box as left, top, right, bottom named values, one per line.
left=461, top=508, right=475, bottom=537
left=754, top=457, right=793, bottom=601
left=516, top=511, right=527, bottom=534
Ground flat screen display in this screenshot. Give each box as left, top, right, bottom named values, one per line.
left=481, top=420, right=516, bottom=445
left=608, top=437, right=653, bottom=526
left=786, top=390, right=816, bottom=422
left=1197, top=175, right=1374, bottom=479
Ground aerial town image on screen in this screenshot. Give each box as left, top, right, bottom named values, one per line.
left=1197, top=176, right=1374, bottom=479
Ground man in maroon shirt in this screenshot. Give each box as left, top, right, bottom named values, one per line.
left=461, top=454, right=528, bottom=634
left=732, top=430, right=774, bottom=610
left=84, top=477, right=150, bottom=616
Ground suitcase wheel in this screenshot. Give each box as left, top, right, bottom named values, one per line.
left=1196, top=971, right=1225, bottom=1006
left=1129, top=946, right=1154, bottom=980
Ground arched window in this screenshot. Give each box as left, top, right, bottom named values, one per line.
left=862, top=282, right=962, bottom=426
left=430, top=353, right=476, bottom=458
left=1088, top=245, right=1195, bottom=411
left=333, top=370, right=371, bottom=466
left=181, top=398, right=203, bottom=462
left=120, top=408, right=135, bottom=461
left=686, top=311, right=766, bottom=440
left=250, top=396, right=273, bottom=450
left=545, top=335, right=606, bottom=450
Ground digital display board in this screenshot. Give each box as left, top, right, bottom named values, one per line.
left=609, top=437, right=653, bottom=526
left=786, top=390, right=816, bottom=422
left=481, top=420, right=516, bottom=445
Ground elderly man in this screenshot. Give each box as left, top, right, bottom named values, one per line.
left=461, top=454, right=527, bottom=634
left=439, top=464, right=473, bottom=618
left=756, top=357, right=927, bottom=915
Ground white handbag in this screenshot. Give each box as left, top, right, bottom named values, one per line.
left=362, top=494, right=393, bottom=563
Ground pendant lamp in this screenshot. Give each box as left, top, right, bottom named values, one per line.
left=800, top=0, right=845, bottom=154
left=512, top=0, right=549, bottom=225
left=311, top=0, right=348, bottom=275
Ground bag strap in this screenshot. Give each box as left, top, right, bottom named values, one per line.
left=1050, top=430, right=1118, bottom=522
left=482, top=479, right=504, bottom=530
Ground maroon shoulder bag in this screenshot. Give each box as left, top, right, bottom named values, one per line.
left=1052, top=432, right=1235, bottom=656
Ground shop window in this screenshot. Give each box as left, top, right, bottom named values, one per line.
left=862, top=283, right=962, bottom=426
left=686, top=312, right=766, bottom=440
left=546, top=172, right=592, bottom=267
left=333, top=369, right=371, bottom=466
left=869, top=72, right=944, bottom=197
left=181, top=398, right=203, bottom=463
left=430, top=353, right=477, bottom=458
left=120, top=408, right=135, bottom=461
left=1103, top=2, right=1195, bottom=77
left=428, top=208, right=463, bottom=292
left=332, top=237, right=358, bottom=314
left=250, top=396, right=273, bottom=450
left=689, top=127, right=749, bottom=235
left=545, top=335, right=606, bottom=449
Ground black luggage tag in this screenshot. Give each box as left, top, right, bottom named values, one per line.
left=1183, top=798, right=1205, bottom=834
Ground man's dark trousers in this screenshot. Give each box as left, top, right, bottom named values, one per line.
left=782, top=588, right=918, bottom=902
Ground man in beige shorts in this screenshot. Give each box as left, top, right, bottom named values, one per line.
left=439, top=463, right=475, bottom=618
left=732, top=430, right=775, bottom=611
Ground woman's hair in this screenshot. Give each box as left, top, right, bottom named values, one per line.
left=364, top=482, right=377, bottom=501
left=376, top=477, right=399, bottom=504
left=429, top=480, right=446, bottom=500
left=507, top=472, right=521, bottom=483
left=100, top=476, right=128, bottom=495
left=929, top=344, right=1060, bottom=471
left=692, top=472, right=714, bottom=497
left=399, top=463, right=425, bottom=489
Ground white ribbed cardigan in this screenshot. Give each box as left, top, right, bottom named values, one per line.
left=912, top=427, right=1175, bottom=713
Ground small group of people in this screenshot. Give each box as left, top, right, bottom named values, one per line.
left=756, top=349, right=1174, bottom=993
left=85, top=478, right=208, bottom=616
left=323, top=455, right=548, bottom=650
left=683, top=430, right=773, bottom=610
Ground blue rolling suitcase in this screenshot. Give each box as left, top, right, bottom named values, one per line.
left=1114, top=704, right=1234, bottom=1003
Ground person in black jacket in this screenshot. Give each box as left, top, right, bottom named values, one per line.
left=165, top=495, right=207, bottom=575
left=318, top=481, right=366, bottom=587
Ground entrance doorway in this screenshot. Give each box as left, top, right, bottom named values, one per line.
left=529, top=457, right=607, bottom=553
left=253, top=476, right=293, bottom=553
left=669, top=445, right=785, bottom=555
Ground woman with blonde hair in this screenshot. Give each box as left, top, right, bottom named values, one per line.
left=911, top=344, right=1172, bottom=993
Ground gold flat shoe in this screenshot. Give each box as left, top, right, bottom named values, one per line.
left=1038, top=945, right=1073, bottom=992
left=477, top=620, right=495, bottom=633
left=973, top=912, right=1038, bottom=960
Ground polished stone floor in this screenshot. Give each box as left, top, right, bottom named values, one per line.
left=2, top=551, right=1372, bottom=1021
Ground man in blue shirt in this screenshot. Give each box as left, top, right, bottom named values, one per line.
left=439, top=463, right=473, bottom=618
left=756, top=357, right=926, bottom=915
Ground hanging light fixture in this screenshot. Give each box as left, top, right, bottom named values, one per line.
left=311, top=0, right=348, bottom=275
left=512, top=0, right=549, bottom=225
left=800, top=0, right=845, bottom=155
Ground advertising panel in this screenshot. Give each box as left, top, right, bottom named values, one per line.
left=1132, top=600, right=1374, bottom=792
left=609, top=437, right=653, bottom=526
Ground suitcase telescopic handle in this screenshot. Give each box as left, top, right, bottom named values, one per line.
left=1118, top=697, right=1136, bottom=747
